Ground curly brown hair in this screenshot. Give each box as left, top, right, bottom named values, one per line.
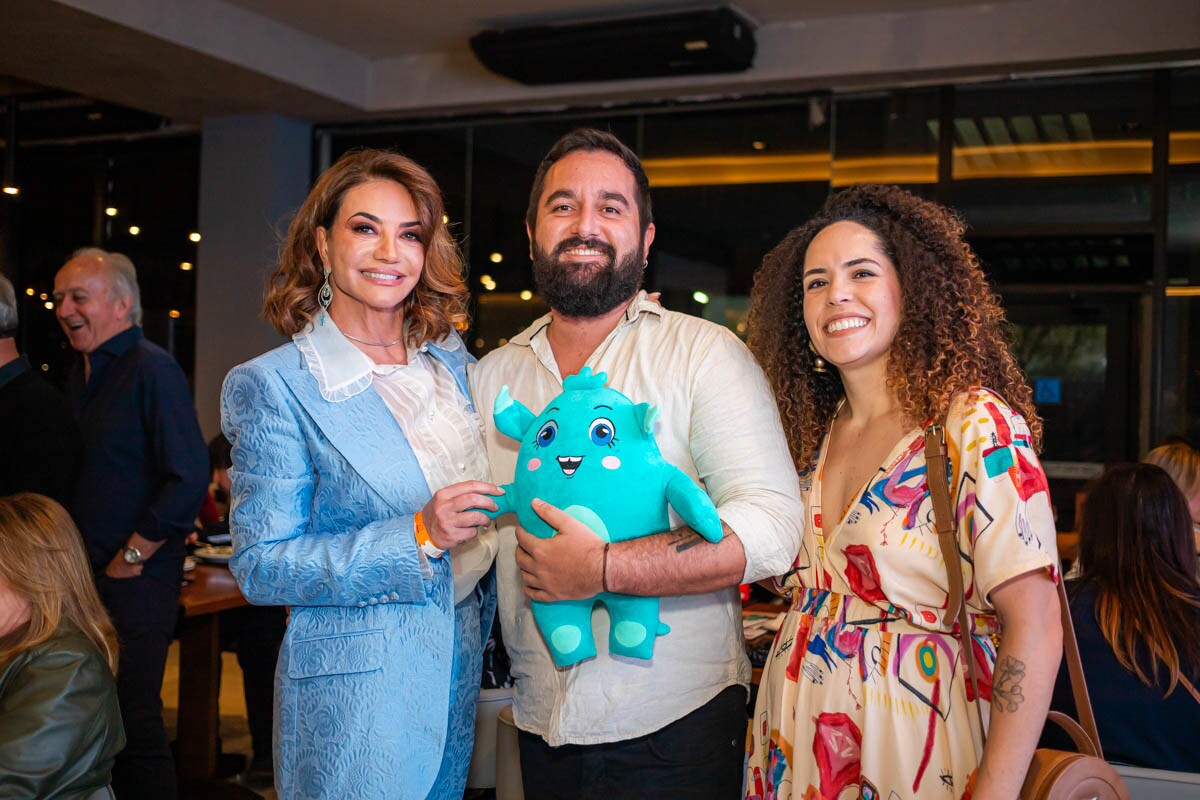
left=264, top=149, right=468, bottom=344
left=748, top=184, right=1041, bottom=466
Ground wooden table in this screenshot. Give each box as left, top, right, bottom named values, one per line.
left=176, top=562, right=258, bottom=799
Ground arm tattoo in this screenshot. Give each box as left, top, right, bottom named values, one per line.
left=668, top=529, right=703, bottom=553
left=991, top=655, right=1027, bottom=713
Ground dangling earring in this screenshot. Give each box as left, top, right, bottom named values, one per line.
left=809, top=340, right=828, bottom=374
left=318, top=268, right=333, bottom=310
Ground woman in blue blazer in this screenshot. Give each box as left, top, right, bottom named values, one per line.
left=222, top=150, right=501, bottom=799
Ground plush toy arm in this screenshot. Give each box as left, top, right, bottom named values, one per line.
left=477, top=483, right=518, bottom=519
left=663, top=467, right=724, bottom=542
left=494, top=385, right=536, bottom=442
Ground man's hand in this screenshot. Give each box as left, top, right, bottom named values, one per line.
left=103, top=532, right=164, bottom=579
left=104, top=550, right=143, bottom=579
left=421, top=481, right=503, bottom=551
left=516, top=498, right=606, bottom=602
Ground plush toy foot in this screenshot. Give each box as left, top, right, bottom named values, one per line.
left=548, top=624, right=597, bottom=667
left=608, top=621, right=670, bottom=660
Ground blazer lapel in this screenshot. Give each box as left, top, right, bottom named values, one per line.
left=275, top=367, right=430, bottom=516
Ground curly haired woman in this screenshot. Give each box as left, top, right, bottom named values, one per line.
left=745, top=185, right=1062, bottom=800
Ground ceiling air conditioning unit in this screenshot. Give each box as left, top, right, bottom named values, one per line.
left=470, top=7, right=756, bottom=86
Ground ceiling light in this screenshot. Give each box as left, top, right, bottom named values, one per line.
left=189, top=232, right=202, bottom=242
left=169, top=310, right=181, bottom=319
left=105, top=207, right=118, bottom=217
left=43, top=301, right=53, bottom=310
left=752, top=141, right=766, bottom=151
left=520, top=290, right=533, bottom=301
left=24, top=288, right=34, bottom=296
left=179, top=262, right=193, bottom=271
left=693, top=291, right=710, bottom=304
left=480, top=274, right=493, bottom=284
left=489, top=252, right=504, bottom=264
left=128, top=226, right=140, bottom=236
left=39, top=292, right=47, bottom=300
left=442, top=215, right=450, bottom=224
left=2, top=186, right=18, bottom=196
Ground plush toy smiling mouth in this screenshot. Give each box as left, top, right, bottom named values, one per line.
left=556, top=456, right=583, bottom=477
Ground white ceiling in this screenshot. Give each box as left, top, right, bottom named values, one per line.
left=0, top=0, right=1196, bottom=123
left=223, top=0, right=996, bottom=59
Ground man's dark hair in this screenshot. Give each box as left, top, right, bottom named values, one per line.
left=525, top=128, right=653, bottom=235
left=208, top=433, right=233, bottom=472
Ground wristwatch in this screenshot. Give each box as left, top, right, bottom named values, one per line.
left=122, top=545, right=144, bottom=565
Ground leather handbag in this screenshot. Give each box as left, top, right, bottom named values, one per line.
left=923, top=423, right=1129, bottom=800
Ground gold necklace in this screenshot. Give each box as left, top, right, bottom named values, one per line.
left=341, top=330, right=405, bottom=348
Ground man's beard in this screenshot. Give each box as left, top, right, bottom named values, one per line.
left=531, top=235, right=645, bottom=318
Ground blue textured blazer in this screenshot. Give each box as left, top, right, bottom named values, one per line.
left=221, top=332, right=496, bottom=800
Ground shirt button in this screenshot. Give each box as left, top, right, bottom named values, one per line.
left=428, top=409, right=436, bottom=421
left=389, top=592, right=399, bottom=601
left=357, top=602, right=366, bottom=608
left=458, top=463, right=466, bottom=472
left=379, top=596, right=389, bottom=604
left=368, top=598, right=378, bottom=606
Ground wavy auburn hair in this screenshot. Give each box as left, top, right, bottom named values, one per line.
left=1076, top=463, right=1200, bottom=694
left=264, top=149, right=468, bottom=343
left=748, top=184, right=1040, bottom=466
left=0, top=494, right=119, bottom=674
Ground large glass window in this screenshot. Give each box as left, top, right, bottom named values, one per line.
left=641, top=100, right=830, bottom=332
left=831, top=88, right=940, bottom=197
left=951, top=74, right=1155, bottom=230
left=1162, top=67, right=1200, bottom=442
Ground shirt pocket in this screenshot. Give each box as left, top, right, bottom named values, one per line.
left=287, top=629, right=385, bottom=680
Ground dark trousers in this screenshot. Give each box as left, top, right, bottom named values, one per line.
left=99, top=574, right=180, bottom=800
left=219, top=605, right=286, bottom=766
left=518, top=685, right=747, bottom=800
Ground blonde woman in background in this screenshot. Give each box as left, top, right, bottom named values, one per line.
left=1144, top=440, right=1200, bottom=555
left=0, top=493, right=124, bottom=798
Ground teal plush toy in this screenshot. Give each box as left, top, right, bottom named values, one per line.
left=485, top=367, right=723, bottom=667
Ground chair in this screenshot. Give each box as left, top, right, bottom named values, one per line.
left=1112, top=764, right=1200, bottom=799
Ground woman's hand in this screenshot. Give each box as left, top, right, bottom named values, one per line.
left=421, top=481, right=503, bottom=551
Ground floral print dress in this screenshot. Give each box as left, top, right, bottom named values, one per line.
left=746, top=388, right=1058, bottom=800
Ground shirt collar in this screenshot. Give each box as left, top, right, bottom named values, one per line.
left=509, top=290, right=661, bottom=348
left=295, top=312, right=463, bottom=403
left=93, top=325, right=142, bottom=358
left=0, top=355, right=30, bottom=391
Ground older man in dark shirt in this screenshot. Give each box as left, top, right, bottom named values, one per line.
left=54, top=248, right=208, bottom=800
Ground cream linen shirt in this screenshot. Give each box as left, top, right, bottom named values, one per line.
left=469, top=291, right=803, bottom=746
left=297, top=314, right=497, bottom=604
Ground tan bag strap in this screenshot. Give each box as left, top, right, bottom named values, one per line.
left=923, top=422, right=1106, bottom=760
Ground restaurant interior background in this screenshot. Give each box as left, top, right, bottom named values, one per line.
left=1, top=0, right=1198, bottom=529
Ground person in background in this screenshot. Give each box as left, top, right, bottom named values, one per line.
left=0, top=493, right=124, bottom=799
left=746, top=184, right=1062, bottom=799
left=1143, top=440, right=1200, bottom=555
left=1044, top=463, right=1200, bottom=770
left=0, top=273, right=79, bottom=503
left=222, top=149, right=500, bottom=799
left=199, top=433, right=285, bottom=787
left=470, top=128, right=803, bottom=798
left=53, top=247, right=209, bottom=799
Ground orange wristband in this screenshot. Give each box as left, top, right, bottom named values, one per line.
left=413, top=512, right=444, bottom=558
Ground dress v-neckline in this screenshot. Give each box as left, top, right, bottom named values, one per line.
left=812, top=408, right=920, bottom=543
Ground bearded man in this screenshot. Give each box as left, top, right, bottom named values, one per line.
left=470, top=128, right=803, bottom=799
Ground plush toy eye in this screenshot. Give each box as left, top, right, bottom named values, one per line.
left=535, top=420, right=558, bottom=447
left=589, top=417, right=615, bottom=446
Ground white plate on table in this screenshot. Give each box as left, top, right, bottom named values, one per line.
left=193, top=545, right=233, bottom=564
